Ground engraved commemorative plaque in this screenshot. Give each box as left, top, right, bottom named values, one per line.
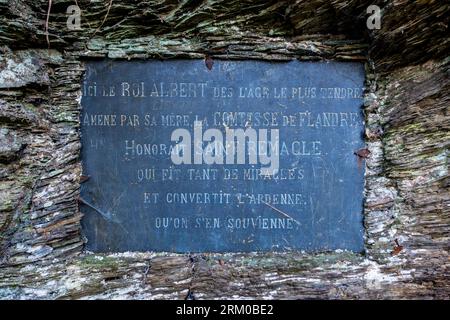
left=80, top=60, right=365, bottom=252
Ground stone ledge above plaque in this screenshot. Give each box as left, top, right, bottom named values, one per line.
left=80, top=60, right=365, bottom=253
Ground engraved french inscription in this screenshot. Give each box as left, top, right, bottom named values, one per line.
left=80, top=60, right=365, bottom=252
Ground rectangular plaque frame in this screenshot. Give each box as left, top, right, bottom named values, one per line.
left=80, top=59, right=365, bottom=253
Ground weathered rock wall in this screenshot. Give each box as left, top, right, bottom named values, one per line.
left=0, top=0, right=448, bottom=299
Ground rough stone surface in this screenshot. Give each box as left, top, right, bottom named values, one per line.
left=0, top=0, right=448, bottom=299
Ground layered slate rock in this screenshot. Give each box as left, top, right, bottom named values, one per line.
left=0, top=0, right=448, bottom=299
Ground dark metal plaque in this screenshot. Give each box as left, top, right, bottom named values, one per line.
left=80, top=60, right=365, bottom=253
